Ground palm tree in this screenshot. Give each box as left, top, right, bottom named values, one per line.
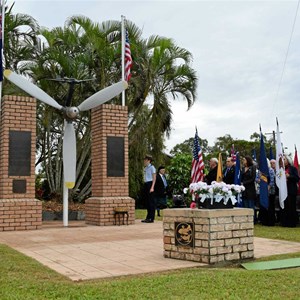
left=3, top=7, right=198, bottom=202
left=2, top=3, right=40, bottom=72
left=125, top=25, right=198, bottom=200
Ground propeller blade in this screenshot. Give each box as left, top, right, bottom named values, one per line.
left=4, top=70, right=63, bottom=110
left=78, top=80, right=128, bottom=111
left=63, top=122, right=76, bottom=189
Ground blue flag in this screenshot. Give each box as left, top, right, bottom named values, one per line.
left=259, top=127, right=270, bottom=209
left=234, top=152, right=243, bottom=207
left=234, top=152, right=241, bottom=185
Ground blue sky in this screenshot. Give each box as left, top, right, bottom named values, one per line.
left=13, top=0, right=300, bottom=156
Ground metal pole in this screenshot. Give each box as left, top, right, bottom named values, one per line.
left=121, top=15, right=125, bottom=106
left=63, top=182, right=68, bottom=227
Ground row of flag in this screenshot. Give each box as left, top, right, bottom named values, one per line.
left=191, top=119, right=296, bottom=209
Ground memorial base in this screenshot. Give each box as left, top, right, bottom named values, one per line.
left=85, top=197, right=135, bottom=226
left=163, top=208, right=254, bottom=264
left=0, top=199, right=42, bottom=231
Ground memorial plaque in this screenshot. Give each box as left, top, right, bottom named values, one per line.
left=13, top=179, right=27, bottom=193
left=9, top=131, right=31, bottom=176
left=175, top=221, right=195, bottom=247
left=107, top=136, right=125, bottom=177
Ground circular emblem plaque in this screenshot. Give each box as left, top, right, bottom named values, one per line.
left=175, top=222, right=194, bottom=247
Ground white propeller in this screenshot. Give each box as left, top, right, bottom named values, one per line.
left=4, top=69, right=128, bottom=189
left=63, top=122, right=76, bottom=189
left=78, top=81, right=128, bottom=111
left=4, top=70, right=63, bottom=110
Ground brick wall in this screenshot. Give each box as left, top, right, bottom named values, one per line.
left=86, top=104, right=135, bottom=226
left=0, top=96, right=36, bottom=198
left=0, top=96, right=42, bottom=231
left=91, top=104, right=129, bottom=197
left=163, top=208, right=254, bottom=264
left=85, top=197, right=135, bottom=226
left=0, top=199, right=42, bottom=231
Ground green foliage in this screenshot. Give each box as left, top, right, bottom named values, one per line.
left=167, top=153, right=192, bottom=194
left=170, top=137, right=208, bottom=156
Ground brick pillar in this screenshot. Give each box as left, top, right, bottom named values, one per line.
left=85, top=104, right=135, bottom=226
left=0, top=96, right=42, bottom=231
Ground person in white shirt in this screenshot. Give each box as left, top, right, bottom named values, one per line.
left=141, top=155, right=156, bottom=223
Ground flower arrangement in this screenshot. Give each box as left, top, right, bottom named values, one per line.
left=187, top=181, right=245, bottom=207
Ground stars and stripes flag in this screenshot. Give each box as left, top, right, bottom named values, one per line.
left=124, top=29, right=132, bottom=82
left=191, top=129, right=205, bottom=183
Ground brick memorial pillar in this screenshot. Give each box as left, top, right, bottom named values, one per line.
left=85, top=104, right=135, bottom=226
left=163, top=208, right=254, bottom=264
left=0, top=96, right=42, bottom=231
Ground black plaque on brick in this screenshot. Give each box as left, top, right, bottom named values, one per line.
left=13, top=179, right=27, bottom=193
left=175, top=222, right=195, bottom=247
left=107, top=136, right=124, bottom=177
left=9, top=131, right=31, bottom=176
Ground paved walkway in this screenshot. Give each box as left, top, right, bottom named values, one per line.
left=1, top=220, right=300, bottom=281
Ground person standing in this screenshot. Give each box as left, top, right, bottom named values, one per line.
left=141, top=155, right=156, bottom=223
left=223, top=157, right=235, bottom=184
left=204, top=157, right=218, bottom=185
left=241, top=156, right=257, bottom=221
left=280, top=155, right=299, bottom=227
left=154, top=166, right=168, bottom=217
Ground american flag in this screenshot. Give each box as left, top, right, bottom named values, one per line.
left=124, top=29, right=132, bottom=82
left=191, top=129, right=205, bottom=183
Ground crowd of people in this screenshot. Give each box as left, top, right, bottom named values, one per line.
left=203, top=154, right=300, bottom=227
left=141, top=153, right=300, bottom=227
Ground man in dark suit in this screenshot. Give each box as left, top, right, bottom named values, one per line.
left=204, top=158, right=218, bottom=185
left=223, top=157, right=235, bottom=184
left=154, top=166, right=168, bottom=216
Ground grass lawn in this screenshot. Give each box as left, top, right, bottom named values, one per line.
left=0, top=209, right=299, bottom=299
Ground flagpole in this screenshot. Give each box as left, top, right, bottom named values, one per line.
left=121, top=15, right=125, bottom=106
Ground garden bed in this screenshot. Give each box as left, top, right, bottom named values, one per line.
left=42, top=200, right=85, bottom=221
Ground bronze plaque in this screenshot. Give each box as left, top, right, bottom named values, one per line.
left=107, top=136, right=124, bottom=177
left=9, top=131, right=31, bottom=176
left=175, top=222, right=195, bottom=247
left=13, top=179, right=27, bottom=193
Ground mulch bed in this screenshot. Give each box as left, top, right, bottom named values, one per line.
left=42, top=200, right=85, bottom=212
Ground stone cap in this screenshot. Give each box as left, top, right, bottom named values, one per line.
left=163, top=208, right=254, bottom=218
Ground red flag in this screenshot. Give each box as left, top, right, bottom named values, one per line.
left=293, top=145, right=300, bottom=195
left=124, top=29, right=132, bottom=82
left=231, top=144, right=236, bottom=161
left=294, top=146, right=299, bottom=169
left=191, top=129, right=205, bottom=183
